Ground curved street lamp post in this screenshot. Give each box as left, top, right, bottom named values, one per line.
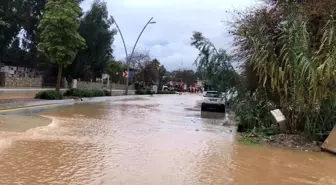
left=111, top=16, right=156, bottom=95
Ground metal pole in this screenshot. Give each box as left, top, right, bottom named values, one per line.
left=125, top=17, right=154, bottom=95
left=111, top=16, right=129, bottom=61
left=111, top=16, right=129, bottom=94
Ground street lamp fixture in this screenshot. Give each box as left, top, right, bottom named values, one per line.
left=112, top=16, right=156, bottom=95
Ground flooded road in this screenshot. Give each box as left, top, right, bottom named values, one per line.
left=0, top=95, right=335, bottom=185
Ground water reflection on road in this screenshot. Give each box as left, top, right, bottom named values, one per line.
left=0, top=95, right=335, bottom=185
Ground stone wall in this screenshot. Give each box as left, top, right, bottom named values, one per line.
left=77, top=81, right=103, bottom=89
left=76, top=81, right=135, bottom=90
left=3, top=76, right=42, bottom=87
left=111, top=83, right=135, bottom=90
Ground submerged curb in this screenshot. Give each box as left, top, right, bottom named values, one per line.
left=0, top=95, right=144, bottom=115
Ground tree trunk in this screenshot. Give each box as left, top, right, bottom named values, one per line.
left=56, top=64, right=63, bottom=92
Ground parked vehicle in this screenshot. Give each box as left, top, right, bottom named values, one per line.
left=201, top=91, right=225, bottom=112
left=163, top=85, right=176, bottom=92
left=163, top=85, right=169, bottom=91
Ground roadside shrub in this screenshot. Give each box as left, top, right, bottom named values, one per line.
left=35, top=90, right=63, bottom=100
left=157, top=91, right=176, bottom=94
left=63, top=88, right=84, bottom=97
left=135, top=89, right=154, bottom=95
left=63, top=88, right=108, bottom=97
left=103, top=90, right=111, bottom=96
left=233, top=90, right=276, bottom=132
left=135, top=89, right=146, bottom=95
left=91, top=89, right=105, bottom=97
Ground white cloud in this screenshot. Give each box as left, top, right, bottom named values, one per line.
left=81, top=0, right=258, bottom=70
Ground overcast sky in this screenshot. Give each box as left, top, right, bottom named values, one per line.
left=81, top=0, right=258, bottom=71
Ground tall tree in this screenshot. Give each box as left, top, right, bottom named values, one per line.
left=69, top=0, right=116, bottom=80
left=127, top=50, right=151, bottom=70
left=38, top=0, right=86, bottom=91
left=231, top=0, right=336, bottom=136
left=159, top=65, right=167, bottom=85
left=0, top=0, right=23, bottom=61
left=141, top=58, right=161, bottom=83
left=191, top=31, right=239, bottom=92
left=107, top=60, right=124, bottom=84
left=171, top=69, right=198, bottom=86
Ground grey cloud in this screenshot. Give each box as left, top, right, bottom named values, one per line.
left=81, top=0, right=257, bottom=70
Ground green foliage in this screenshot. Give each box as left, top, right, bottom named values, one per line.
left=0, top=0, right=23, bottom=59
left=231, top=0, right=336, bottom=138
left=0, top=18, right=9, bottom=27
left=135, top=89, right=154, bottom=95
left=64, top=88, right=108, bottom=97
left=136, top=58, right=161, bottom=84
left=106, top=60, right=124, bottom=83
left=38, top=0, right=86, bottom=91
left=190, top=32, right=239, bottom=93
left=238, top=137, right=260, bottom=145
left=157, top=91, right=176, bottom=94
left=103, top=90, right=111, bottom=96
left=35, top=90, right=63, bottom=100
left=68, top=0, right=116, bottom=80
left=234, top=89, right=276, bottom=132
left=38, top=0, right=86, bottom=66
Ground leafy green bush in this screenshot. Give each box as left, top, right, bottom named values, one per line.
left=135, top=89, right=154, bottom=95
left=64, top=88, right=108, bottom=97
left=35, top=90, right=63, bottom=100
left=64, top=88, right=84, bottom=97
left=157, top=91, right=176, bottom=94
left=103, top=90, right=111, bottom=96
left=91, top=89, right=105, bottom=97
left=135, top=90, right=146, bottom=95
left=234, top=90, right=275, bottom=132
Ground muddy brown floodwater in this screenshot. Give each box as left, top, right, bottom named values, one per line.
left=0, top=95, right=335, bottom=185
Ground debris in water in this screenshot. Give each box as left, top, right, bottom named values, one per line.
left=321, top=127, right=336, bottom=154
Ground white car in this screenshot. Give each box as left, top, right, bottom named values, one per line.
left=201, top=91, right=225, bottom=112
left=162, top=85, right=169, bottom=91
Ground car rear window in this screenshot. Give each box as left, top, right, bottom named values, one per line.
left=205, top=92, right=220, bottom=97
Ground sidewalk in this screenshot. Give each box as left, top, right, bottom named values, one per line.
left=0, top=88, right=134, bottom=100
left=0, top=88, right=67, bottom=91
left=0, top=95, right=142, bottom=115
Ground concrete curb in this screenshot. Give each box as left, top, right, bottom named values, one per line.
left=0, top=99, right=75, bottom=110
left=0, top=95, right=144, bottom=115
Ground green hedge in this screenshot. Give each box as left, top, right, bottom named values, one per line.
left=157, top=91, right=176, bottom=94
left=135, top=90, right=176, bottom=95
left=135, top=89, right=154, bottom=95
left=35, top=90, right=63, bottom=100
left=103, top=90, right=111, bottom=96
left=64, top=88, right=109, bottom=97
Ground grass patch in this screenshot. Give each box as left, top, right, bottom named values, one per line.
left=238, top=136, right=260, bottom=145
left=238, top=127, right=280, bottom=146
left=35, top=90, right=63, bottom=100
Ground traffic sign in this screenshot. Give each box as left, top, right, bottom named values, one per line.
left=128, top=71, right=135, bottom=78
left=123, top=71, right=128, bottom=78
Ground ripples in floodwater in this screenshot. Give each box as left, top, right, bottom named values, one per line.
left=0, top=95, right=335, bottom=185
